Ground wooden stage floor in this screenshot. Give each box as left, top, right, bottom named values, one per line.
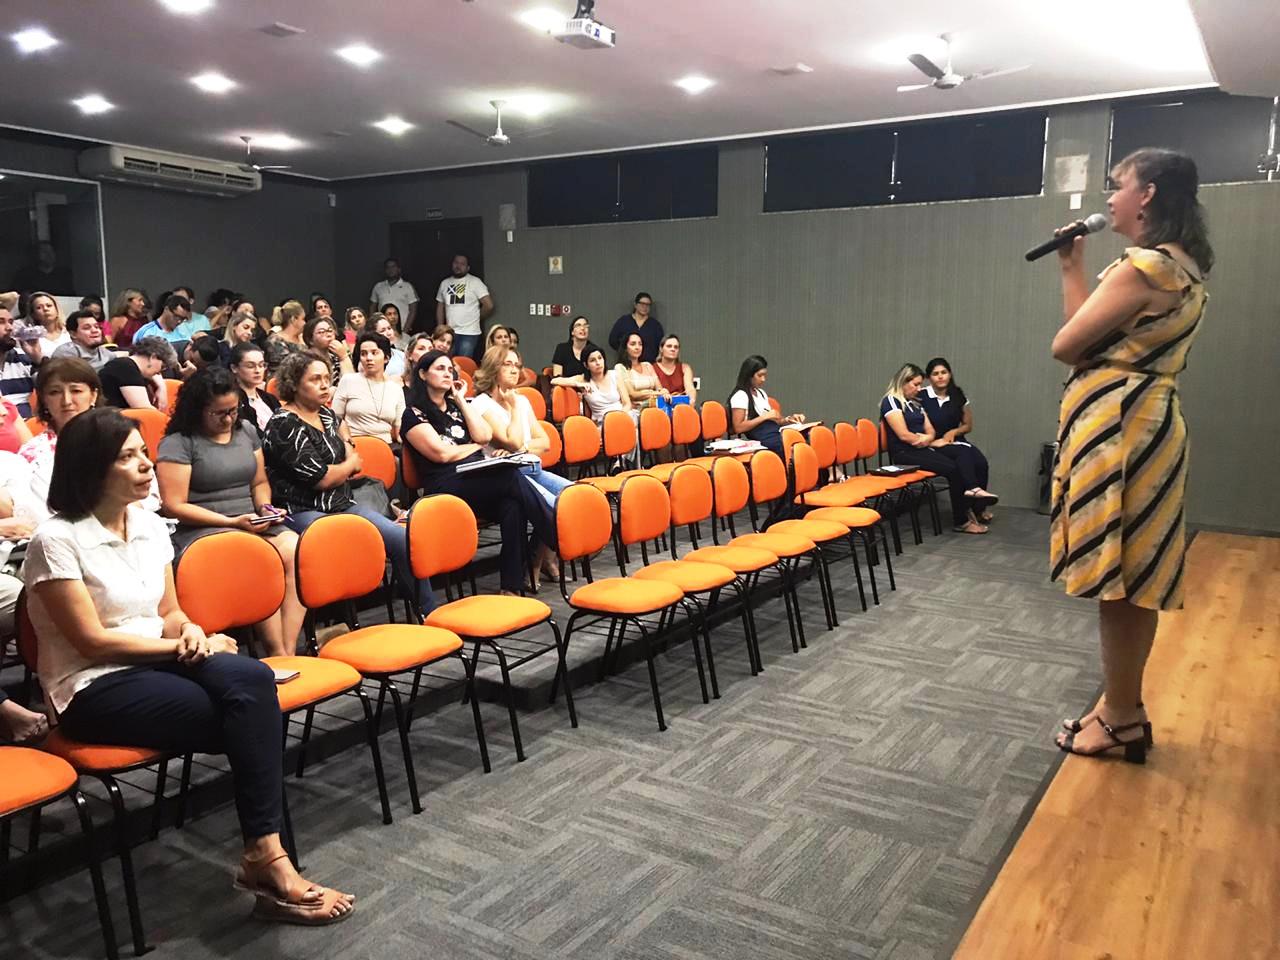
left=954, top=532, right=1279, bottom=960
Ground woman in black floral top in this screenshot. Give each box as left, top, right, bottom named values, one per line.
left=262, top=353, right=435, bottom=613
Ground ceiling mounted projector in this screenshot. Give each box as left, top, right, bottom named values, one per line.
left=551, top=1, right=615, bottom=49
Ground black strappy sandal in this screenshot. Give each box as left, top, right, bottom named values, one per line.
left=1058, top=717, right=1148, bottom=764
left=1064, top=702, right=1153, bottom=747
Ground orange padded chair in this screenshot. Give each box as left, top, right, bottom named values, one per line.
left=1, top=747, right=117, bottom=959
left=120, top=407, right=168, bottom=459
left=554, top=484, right=684, bottom=730
left=400, top=441, right=424, bottom=495
left=266, top=377, right=280, bottom=397
left=17, top=600, right=168, bottom=957
left=175, top=530, right=410, bottom=827
left=637, top=407, right=672, bottom=467
left=700, top=400, right=728, bottom=444
left=551, top=385, right=582, bottom=422
left=519, top=386, right=547, bottom=420
left=537, top=419, right=563, bottom=470
left=24, top=415, right=45, bottom=436
left=410, top=494, right=576, bottom=762
left=163, top=378, right=183, bottom=416
left=619, top=474, right=745, bottom=703
left=671, top=403, right=702, bottom=456
left=456, top=369, right=475, bottom=397
left=577, top=410, right=639, bottom=495
left=793, top=443, right=894, bottom=608
left=352, top=435, right=397, bottom=489
left=561, top=415, right=602, bottom=479
left=781, top=429, right=806, bottom=466
left=453, top=355, right=478, bottom=376
left=767, top=397, right=782, bottom=415
left=808, top=424, right=838, bottom=484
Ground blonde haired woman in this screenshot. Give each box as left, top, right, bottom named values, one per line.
left=26, top=292, right=70, bottom=355
left=483, top=324, right=512, bottom=353
left=265, top=301, right=306, bottom=376
left=109, top=288, right=150, bottom=347
left=879, top=363, right=991, bottom=534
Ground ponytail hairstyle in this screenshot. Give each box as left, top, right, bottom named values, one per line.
left=271, top=299, right=305, bottom=331
left=731, top=354, right=769, bottom=419
left=884, top=363, right=925, bottom=408
left=1113, top=148, right=1214, bottom=275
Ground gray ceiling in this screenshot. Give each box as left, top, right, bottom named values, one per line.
left=0, top=0, right=1267, bottom=181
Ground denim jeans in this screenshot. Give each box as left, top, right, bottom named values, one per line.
left=521, top=463, right=574, bottom=507
left=286, top=503, right=436, bottom=614
left=453, top=333, right=482, bottom=361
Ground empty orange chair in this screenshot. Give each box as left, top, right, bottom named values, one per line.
left=700, top=400, right=728, bottom=443
left=577, top=410, right=638, bottom=495
left=410, top=494, right=576, bottom=762
left=401, top=441, right=424, bottom=494
left=537, top=419, right=563, bottom=470
left=809, top=424, right=838, bottom=481
left=561, top=415, right=601, bottom=477
left=638, top=407, right=672, bottom=465
left=551, top=385, right=581, bottom=422
left=0, top=747, right=117, bottom=958
left=671, top=403, right=701, bottom=453
left=120, top=407, right=168, bottom=459
left=554, top=484, right=684, bottom=730
left=520, top=367, right=539, bottom=388
left=781, top=429, right=805, bottom=465
left=352, top=435, right=397, bottom=489
left=453, top=355, right=477, bottom=376
left=519, top=386, right=547, bottom=420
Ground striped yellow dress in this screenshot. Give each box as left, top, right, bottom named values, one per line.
left=1050, top=246, right=1207, bottom=611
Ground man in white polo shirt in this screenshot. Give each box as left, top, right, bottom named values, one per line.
left=435, top=254, right=493, bottom=360
left=368, top=258, right=420, bottom=335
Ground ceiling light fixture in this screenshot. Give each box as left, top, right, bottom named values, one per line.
left=508, top=95, right=552, bottom=119
left=159, top=0, right=214, bottom=13
left=247, top=133, right=302, bottom=151
left=11, top=28, right=59, bottom=54
left=336, top=43, right=382, bottom=67
left=518, top=8, right=565, bottom=33
left=191, top=71, right=236, bottom=94
left=374, top=116, right=413, bottom=136
left=675, top=75, right=715, bottom=95
left=73, top=94, right=115, bottom=115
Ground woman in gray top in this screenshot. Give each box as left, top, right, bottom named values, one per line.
left=155, top=367, right=305, bottom=657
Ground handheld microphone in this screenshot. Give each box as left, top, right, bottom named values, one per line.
left=1024, top=213, right=1109, bottom=262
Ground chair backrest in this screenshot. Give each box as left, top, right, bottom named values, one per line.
left=175, top=531, right=286, bottom=633
left=295, top=514, right=386, bottom=608
left=164, top=378, right=184, bottom=416
left=120, top=407, right=169, bottom=459
left=767, top=397, right=782, bottom=414
left=537, top=419, right=563, bottom=469
left=638, top=406, right=671, bottom=453
left=781, top=429, right=805, bottom=465
left=551, top=385, right=582, bottom=422
left=749, top=449, right=788, bottom=505
left=561, top=415, right=601, bottom=466
left=792, top=442, right=820, bottom=496
left=700, top=400, right=728, bottom=442
left=400, top=442, right=424, bottom=491
left=456, top=369, right=475, bottom=397
left=555, top=483, right=613, bottom=562
left=520, top=367, right=539, bottom=388
left=809, top=425, right=837, bottom=471
left=518, top=386, right=547, bottom=420
left=711, top=456, right=751, bottom=518
left=856, top=418, right=880, bottom=462
left=834, top=421, right=859, bottom=466
left=671, top=403, right=701, bottom=446
left=668, top=463, right=714, bottom=527
left=266, top=377, right=280, bottom=397
left=352, top=435, right=396, bottom=489
left=602, top=410, right=636, bottom=459
left=878, top=419, right=889, bottom=453
left=619, top=474, right=671, bottom=547
left=24, top=416, right=45, bottom=436
left=453, top=355, right=477, bottom=376
left=407, top=494, right=478, bottom=579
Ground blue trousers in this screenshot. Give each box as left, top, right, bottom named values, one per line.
left=286, top=503, right=437, bottom=614
left=452, top=333, right=482, bottom=361
left=521, top=463, right=574, bottom=507
left=60, top=655, right=283, bottom=839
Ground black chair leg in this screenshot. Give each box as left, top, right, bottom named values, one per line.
left=492, top=643, right=525, bottom=762
left=101, top=776, right=152, bottom=956
left=355, top=687, right=393, bottom=825
left=148, top=760, right=168, bottom=841
left=174, top=754, right=193, bottom=828
left=547, top=619, right=578, bottom=728
left=294, top=706, right=316, bottom=779
left=847, top=534, right=868, bottom=612
left=385, top=680, right=423, bottom=815
left=72, top=790, right=120, bottom=960
left=461, top=653, right=492, bottom=773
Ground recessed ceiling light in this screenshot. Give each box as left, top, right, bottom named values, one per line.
left=11, top=28, right=59, bottom=54
left=508, top=95, right=552, bottom=119
left=675, top=75, right=715, bottom=95
left=374, top=116, right=413, bottom=136
left=191, top=72, right=236, bottom=94
left=249, top=133, right=302, bottom=151
left=73, top=94, right=115, bottom=115
left=518, top=8, right=564, bottom=33
left=336, top=43, right=381, bottom=67
left=159, top=0, right=214, bottom=13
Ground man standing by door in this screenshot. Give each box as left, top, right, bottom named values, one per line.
left=435, top=254, right=493, bottom=360
left=369, top=258, right=420, bottom=335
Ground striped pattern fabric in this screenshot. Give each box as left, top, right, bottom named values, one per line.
left=1050, top=247, right=1207, bottom=611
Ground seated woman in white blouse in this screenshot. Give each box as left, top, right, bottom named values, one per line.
left=25, top=407, right=354, bottom=925
left=331, top=331, right=405, bottom=445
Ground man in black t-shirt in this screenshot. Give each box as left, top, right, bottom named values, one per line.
left=98, top=337, right=171, bottom=409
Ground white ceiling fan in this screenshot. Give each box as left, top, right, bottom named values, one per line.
left=447, top=99, right=513, bottom=147
left=238, top=136, right=292, bottom=171
left=897, top=33, right=1030, bottom=92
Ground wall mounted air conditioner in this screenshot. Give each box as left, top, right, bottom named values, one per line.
left=77, top=145, right=262, bottom=197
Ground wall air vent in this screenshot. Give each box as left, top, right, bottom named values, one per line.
left=78, top=145, right=262, bottom=197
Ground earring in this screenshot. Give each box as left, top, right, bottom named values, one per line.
left=1136, top=210, right=1145, bottom=222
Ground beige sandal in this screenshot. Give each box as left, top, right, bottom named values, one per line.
left=235, top=852, right=355, bottom=926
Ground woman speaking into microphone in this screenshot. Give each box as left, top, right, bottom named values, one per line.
left=1049, top=148, right=1212, bottom=763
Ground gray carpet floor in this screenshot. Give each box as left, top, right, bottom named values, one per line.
left=3, top=506, right=1104, bottom=960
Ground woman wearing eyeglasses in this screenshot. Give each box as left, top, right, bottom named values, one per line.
left=229, top=342, right=279, bottom=433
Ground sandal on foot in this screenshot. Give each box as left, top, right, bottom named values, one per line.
left=1058, top=717, right=1147, bottom=764
left=1064, top=702, right=1153, bottom=747
left=235, top=853, right=355, bottom=926
left=953, top=521, right=988, bottom=535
